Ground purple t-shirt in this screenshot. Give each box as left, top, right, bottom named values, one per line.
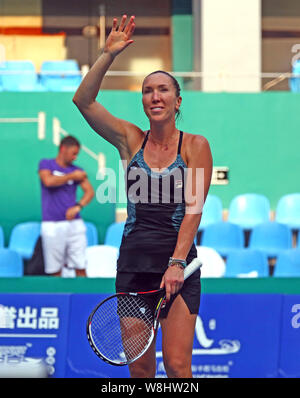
left=39, top=158, right=83, bottom=221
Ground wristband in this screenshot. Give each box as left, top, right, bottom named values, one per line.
left=76, top=202, right=83, bottom=209
left=168, top=262, right=185, bottom=270
left=168, top=257, right=187, bottom=269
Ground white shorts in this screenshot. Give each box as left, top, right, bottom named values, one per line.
left=41, top=219, right=87, bottom=274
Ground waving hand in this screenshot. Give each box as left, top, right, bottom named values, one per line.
left=73, top=14, right=141, bottom=156
left=104, top=15, right=135, bottom=58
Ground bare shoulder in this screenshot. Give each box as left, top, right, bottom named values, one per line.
left=183, top=132, right=210, bottom=147
left=182, top=132, right=212, bottom=165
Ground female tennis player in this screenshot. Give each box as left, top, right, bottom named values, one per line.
left=73, top=15, right=212, bottom=378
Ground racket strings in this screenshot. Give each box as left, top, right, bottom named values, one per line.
left=90, top=295, right=154, bottom=364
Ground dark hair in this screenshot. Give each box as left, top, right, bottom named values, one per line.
left=59, top=135, right=80, bottom=149
left=143, top=70, right=181, bottom=97
left=142, top=70, right=182, bottom=120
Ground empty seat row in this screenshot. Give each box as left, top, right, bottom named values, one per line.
left=0, top=221, right=98, bottom=259
left=3, top=195, right=296, bottom=264
left=104, top=219, right=299, bottom=259
left=199, top=220, right=298, bottom=258
left=201, top=193, right=300, bottom=230
left=1, top=224, right=300, bottom=278
left=0, top=60, right=82, bottom=92
left=51, top=245, right=300, bottom=279
left=197, top=246, right=300, bottom=278
left=103, top=220, right=300, bottom=278
left=0, top=220, right=115, bottom=277
left=0, top=221, right=100, bottom=277
left=2, top=243, right=299, bottom=278
left=3, top=192, right=297, bottom=257
left=0, top=244, right=119, bottom=278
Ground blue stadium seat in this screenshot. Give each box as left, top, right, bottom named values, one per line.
left=201, top=221, right=244, bottom=257
left=273, top=249, right=300, bottom=277
left=199, top=194, right=223, bottom=230
left=0, top=248, right=23, bottom=277
left=249, top=222, right=292, bottom=258
left=228, top=193, right=271, bottom=230
left=85, top=221, right=99, bottom=246
left=0, top=226, right=4, bottom=247
left=8, top=222, right=41, bottom=260
left=275, top=193, right=300, bottom=230
left=104, top=222, right=125, bottom=248
left=40, top=60, right=82, bottom=91
left=289, top=59, right=300, bottom=92
left=224, top=249, right=269, bottom=277
left=0, top=60, right=45, bottom=91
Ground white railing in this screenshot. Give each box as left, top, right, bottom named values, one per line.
left=0, top=69, right=299, bottom=79
left=0, top=70, right=81, bottom=76
left=106, top=71, right=300, bottom=79
left=0, top=112, right=46, bottom=140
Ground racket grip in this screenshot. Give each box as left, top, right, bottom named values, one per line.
left=183, top=258, right=202, bottom=280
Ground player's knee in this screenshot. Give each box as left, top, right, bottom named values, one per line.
left=164, top=355, right=191, bottom=378
left=129, top=360, right=156, bottom=378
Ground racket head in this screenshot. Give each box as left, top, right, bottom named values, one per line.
left=86, top=290, right=165, bottom=366
left=86, top=258, right=202, bottom=366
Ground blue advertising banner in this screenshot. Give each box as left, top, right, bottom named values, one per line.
left=66, top=293, right=283, bottom=378
left=0, top=292, right=286, bottom=378
left=278, top=295, right=300, bottom=378
left=65, top=294, right=130, bottom=378
left=155, top=294, right=283, bottom=378
left=0, top=293, right=71, bottom=378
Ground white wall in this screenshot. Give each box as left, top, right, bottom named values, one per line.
left=201, top=0, right=261, bottom=92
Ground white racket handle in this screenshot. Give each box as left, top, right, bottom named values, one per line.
left=183, top=258, right=202, bottom=280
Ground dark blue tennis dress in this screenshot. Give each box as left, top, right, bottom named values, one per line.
left=117, top=130, right=198, bottom=274
left=116, top=130, right=200, bottom=317
left=116, top=130, right=200, bottom=316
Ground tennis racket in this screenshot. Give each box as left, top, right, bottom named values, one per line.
left=86, top=257, right=201, bottom=366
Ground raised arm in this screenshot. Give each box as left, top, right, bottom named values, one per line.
left=73, top=15, right=142, bottom=158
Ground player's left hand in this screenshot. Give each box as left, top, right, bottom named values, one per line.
left=160, top=265, right=184, bottom=302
